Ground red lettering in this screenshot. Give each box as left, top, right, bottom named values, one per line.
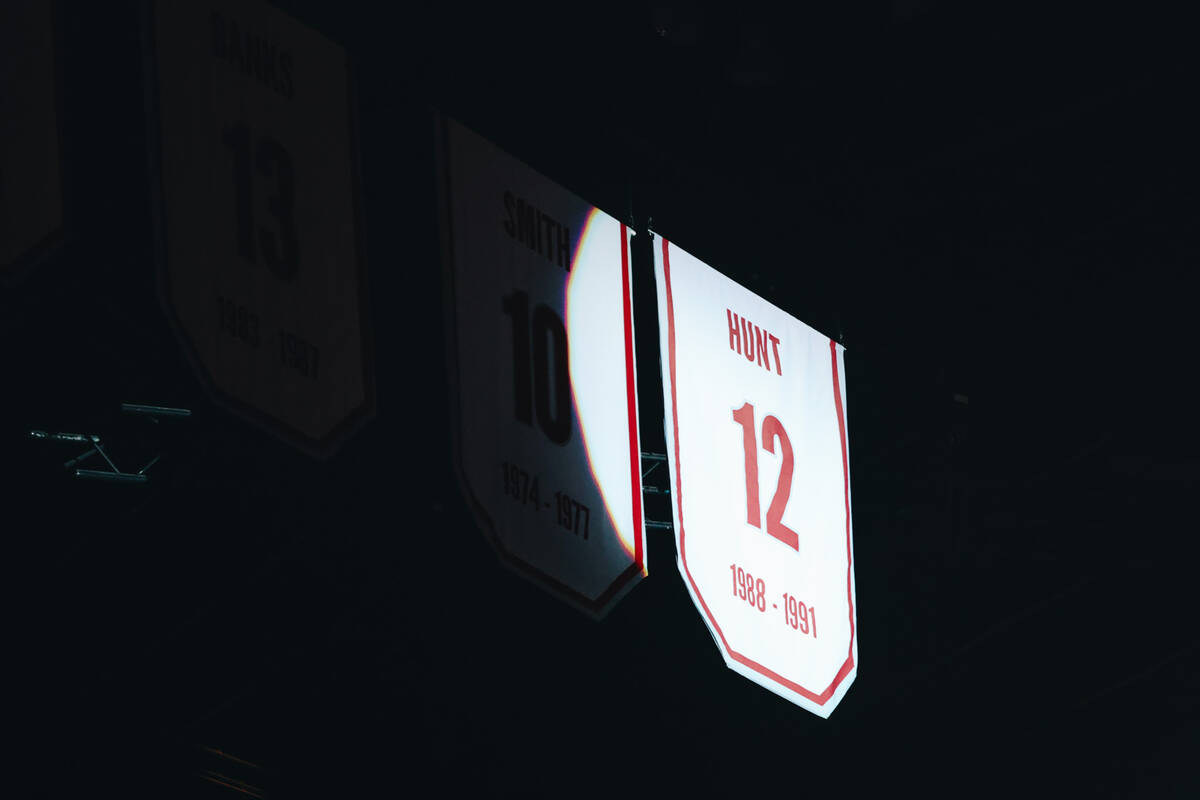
left=769, top=333, right=782, bottom=375
left=727, top=311, right=782, bottom=376
left=755, top=326, right=769, bottom=369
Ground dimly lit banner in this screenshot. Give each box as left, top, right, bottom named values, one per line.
left=437, top=115, right=646, bottom=617
left=1, top=0, right=63, bottom=282
left=653, top=235, right=856, bottom=717
left=145, top=0, right=374, bottom=456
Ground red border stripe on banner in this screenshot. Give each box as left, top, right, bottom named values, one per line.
left=621, top=223, right=644, bottom=569
left=663, top=237, right=854, bottom=705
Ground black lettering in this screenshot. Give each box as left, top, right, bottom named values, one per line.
left=211, top=12, right=226, bottom=59
left=260, top=41, right=277, bottom=88
left=228, top=19, right=244, bottom=70
left=503, top=191, right=517, bottom=237
left=557, top=223, right=570, bottom=270
left=505, top=192, right=569, bottom=272
left=211, top=14, right=294, bottom=101
left=246, top=34, right=260, bottom=77
left=518, top=199, right=537, bottom=250
left=280, top=52, right=294, bottom=99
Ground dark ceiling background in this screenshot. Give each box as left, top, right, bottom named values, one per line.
left=5, top=1, right=1198, bottom=797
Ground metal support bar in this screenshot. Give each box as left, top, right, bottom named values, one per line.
left=92, top=442, right=122, bottom=474
left=121, top=403, right=192, bottom=419
left=641, top=451, right=668, bottom=481
left=74, top=469, right=148, bottom=484
left=30, top=430, right=94, bottom=443
left=63, top=447, right=98, bottom=469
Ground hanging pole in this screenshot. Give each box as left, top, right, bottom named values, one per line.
left=121, top=403, right=191, bottom=419
left=640, top=451, right=669, bottom=483
left=74, top=469, right=148, bottom=484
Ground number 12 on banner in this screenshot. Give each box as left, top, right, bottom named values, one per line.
left=732, top=402, right=798, bottom=551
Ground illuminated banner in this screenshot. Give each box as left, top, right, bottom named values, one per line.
left=437, top=115, right=646, bottom=617
left=144, top=0, right=374, bottom=456
left=654, top=235, right=856, bottom=717
left=1, top=0, right=63, bottom=282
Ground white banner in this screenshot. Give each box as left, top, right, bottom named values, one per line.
left=1, top=0, right=63, bottom=281
left=145, top=0, right=373, bottom=455
left=654, top=235, right=856, bottom=717
left=438, top=116, right=646, bottom=617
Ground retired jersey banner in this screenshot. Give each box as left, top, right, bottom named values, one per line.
left=1, top=0, right=63, bottom=282
left=437, top=115, right=646, bottom=617
left=654, top=234, right=856, bottom=717
left=144, top=0, right=374, bottom=456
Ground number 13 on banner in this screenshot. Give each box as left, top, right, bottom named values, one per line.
left=654, top=235, right=857, bottom=718
left=145, top=0, right=374, bottom=456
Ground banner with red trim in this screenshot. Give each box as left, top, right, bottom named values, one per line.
left=653, top=234, right=856, bottom=716
left=437, top=116, right=646, bottom=617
